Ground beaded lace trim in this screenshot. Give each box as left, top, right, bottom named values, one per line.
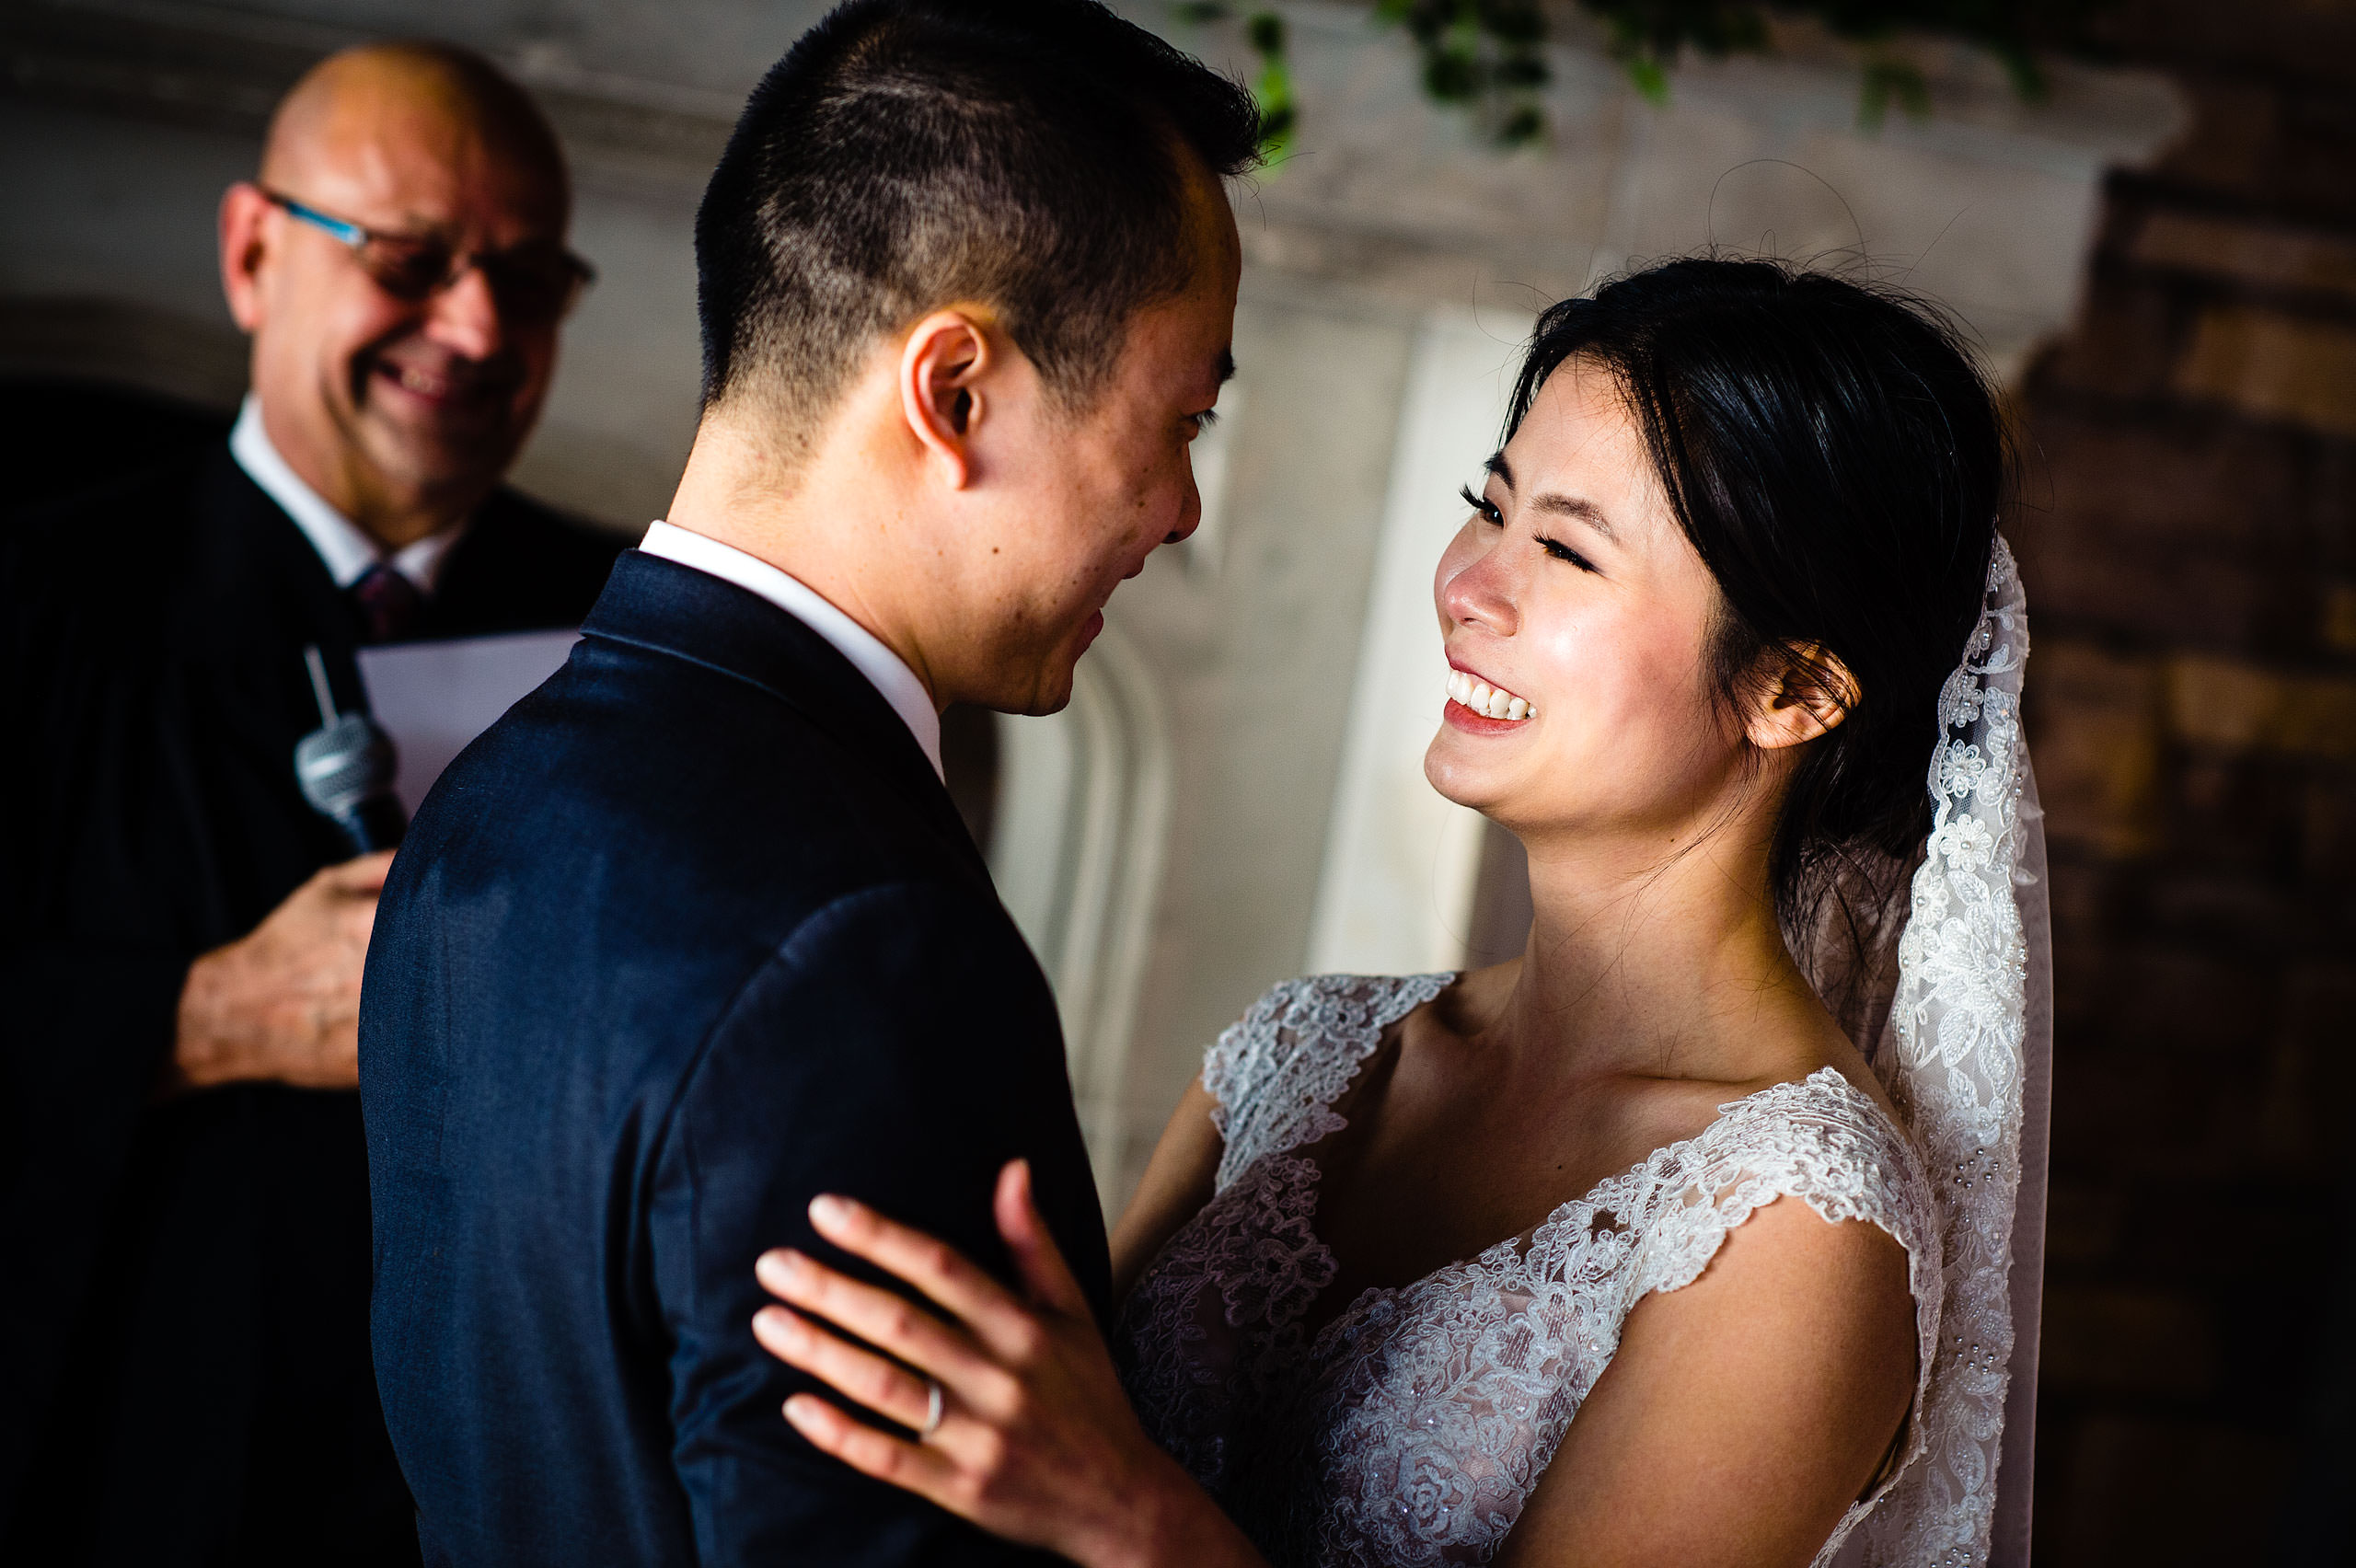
left=1117, top=974, right=1941, bottom=1568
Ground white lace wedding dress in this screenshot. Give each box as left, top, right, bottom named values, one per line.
left=1112, top=972, right=1944, bottom=1568
left=1110, top=539, right=2045, bottom=1568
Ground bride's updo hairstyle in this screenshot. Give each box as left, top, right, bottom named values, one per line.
left=1507, top=258, right=2005, bottom=976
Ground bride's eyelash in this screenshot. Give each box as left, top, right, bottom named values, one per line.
left=1459, top=484, right=1501, bottom=525
left=1460, top=483, right=1600, bottom=573
left=1538, top=536, right=1599, bottom=573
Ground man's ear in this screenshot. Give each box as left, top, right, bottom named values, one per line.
left=219, top=182, right=274, bottom=333
left=896, top=309, right=995, bottom=490
left=1745, top=641, right=1858, bottom=752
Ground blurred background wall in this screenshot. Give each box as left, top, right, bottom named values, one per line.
left=2008, top=4, right=2356, bottom=1561
left=2, top=1, right=2346, bottom=1560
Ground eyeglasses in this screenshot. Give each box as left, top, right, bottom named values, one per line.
left=261, top=187, right=595, bottom=325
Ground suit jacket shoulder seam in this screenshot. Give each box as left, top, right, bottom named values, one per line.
left=647, top=879, right=1008, bottom=1286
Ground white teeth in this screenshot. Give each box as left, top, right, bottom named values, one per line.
left=1444, top=667, right=1535, bottom=721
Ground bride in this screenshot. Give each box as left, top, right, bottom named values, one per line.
left=746, top=257, right=2044, bottom=1568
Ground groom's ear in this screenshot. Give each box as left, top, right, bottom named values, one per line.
left=896, top=308, right=998, bottom=490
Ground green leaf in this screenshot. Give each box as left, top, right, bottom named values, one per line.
left=1424, top=45, right=1479, bottom=102
left=1858, top=56, right=1930, bottom=130
left=1253, top=49, right=1297, bottom=163
left=1496, top=52, right=1551, bottom=89
left=1625, top=52, right=1669, bottom=105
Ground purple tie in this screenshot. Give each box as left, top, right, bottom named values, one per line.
left=349, top=564, right=425, bottom=644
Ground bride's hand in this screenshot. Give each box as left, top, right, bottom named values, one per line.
left=752, top=1160, right=1255, bottom=1568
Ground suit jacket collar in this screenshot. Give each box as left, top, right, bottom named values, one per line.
left=581, top=550, right=984, bottom=876
left=181, top=444, right=366, bottom=670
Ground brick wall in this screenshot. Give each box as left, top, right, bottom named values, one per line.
left=2015, top=3, right=2356, bottom=1559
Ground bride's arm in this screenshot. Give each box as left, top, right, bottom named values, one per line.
left=752, top=1158, right=1265, bottom=1568
left=1494, top=1200, right=1918, bottom=1568
left=1108, top=1076, right=1222, bottom=1299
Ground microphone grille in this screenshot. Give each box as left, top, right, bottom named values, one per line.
left=294, top=712, right=399, bottom=818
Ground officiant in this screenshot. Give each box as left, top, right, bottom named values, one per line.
left=0, top=41, right=621, bottom=1565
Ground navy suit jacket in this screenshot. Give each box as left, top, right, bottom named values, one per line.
left=360, top=550, right=1111, bottom=1566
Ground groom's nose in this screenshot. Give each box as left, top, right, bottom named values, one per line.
left=1163, top=466, right=1204, bottom=547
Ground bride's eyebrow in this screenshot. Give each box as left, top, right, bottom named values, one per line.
left=1484, top=453, right=1617, bottom=542
left=1530, top=493, right=1617, bottom=543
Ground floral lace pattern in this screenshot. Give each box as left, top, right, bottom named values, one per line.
left=1844, top=536, right=2036, bottom=1568
left=1114, top=974, right=1942, bottom=1568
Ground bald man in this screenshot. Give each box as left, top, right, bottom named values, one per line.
left=0, top=42, right=620, bottom=1565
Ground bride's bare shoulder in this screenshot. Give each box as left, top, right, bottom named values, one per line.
left=1109, top=1074, right=1223, bottom=1299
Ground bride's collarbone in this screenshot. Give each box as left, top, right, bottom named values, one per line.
left=1306, top=1015, right=1832, bottom=1306
left=1305, top=1057, right=1723, bottom=1305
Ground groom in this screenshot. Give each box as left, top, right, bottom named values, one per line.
left=358, top=3, right=1255, bottom=1562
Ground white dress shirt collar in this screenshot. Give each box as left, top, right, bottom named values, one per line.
left=637, top=520, right=943, bottom=780
left=229, top=396, right=461, bottom=594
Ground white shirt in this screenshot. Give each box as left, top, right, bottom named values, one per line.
left=229, top=396, right=461, bottom=594
left=637, top=520, right=943, bottom=780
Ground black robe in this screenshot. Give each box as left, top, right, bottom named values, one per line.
left=0, top=444, right=624, bottom=1565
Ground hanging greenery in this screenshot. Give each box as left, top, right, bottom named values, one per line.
left=1375, top=0, right=1553, bottom=146
left=1177, top=1, right=2118, bottom=154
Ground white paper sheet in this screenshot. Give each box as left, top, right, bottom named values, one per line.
left=356, top=628, right=580, bottom=816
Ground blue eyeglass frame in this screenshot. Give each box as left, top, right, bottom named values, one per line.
left=267, top=190, right=373, bottom=248
left=259, top=187, right=596, bottom=310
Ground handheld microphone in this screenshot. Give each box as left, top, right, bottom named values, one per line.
left=295, top=644, right=408, bottom=853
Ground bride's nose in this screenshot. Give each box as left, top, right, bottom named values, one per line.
left=1438, top=536, right=1520, bottom=637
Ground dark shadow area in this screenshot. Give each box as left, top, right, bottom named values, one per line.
left=1464, top=818, right=1534, bottom=968
left=1, top=377, right=231, bottom=514
left=941, top=701, right=1000, bottom=860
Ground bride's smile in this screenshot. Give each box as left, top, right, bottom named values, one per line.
left=1425, top=363, right=1779, bottom=859
left=1441, top=662, right=1536, bottom=723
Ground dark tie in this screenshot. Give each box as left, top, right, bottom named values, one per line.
left=349, top=563, right=426, bottom=644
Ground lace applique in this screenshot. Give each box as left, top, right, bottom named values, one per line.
left=1117, top=976, right=1940, bottom=1568
left=1203, top=973, right=1453, bottom=1192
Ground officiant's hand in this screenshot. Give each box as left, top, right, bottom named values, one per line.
left=166, top=851, right=395, bottom=1096
left=754, top=1161, right=1265, bottom=1568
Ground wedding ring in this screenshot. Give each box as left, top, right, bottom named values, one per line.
left=919, top=1378, right=945, bottom=1439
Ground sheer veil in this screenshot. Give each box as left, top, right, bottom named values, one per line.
left=1801, top=536, right=2050, bottom=1568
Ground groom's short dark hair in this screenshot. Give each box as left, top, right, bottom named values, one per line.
left=696, top=0, right=1261, bottom=450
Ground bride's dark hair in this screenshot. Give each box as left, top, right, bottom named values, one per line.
left=1506, top=257, right=2004, bottom=1025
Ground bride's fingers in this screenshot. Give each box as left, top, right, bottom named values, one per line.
left=994, top=1160, right=1091, bottom=1319
left=803, top=1194, right=1041, bottom=1357
left=782, top=1392, right=963, bottom=1506
left=754, top=1248, right=995, bottom=1394
left=754, top=1304, right=938, bottom=1432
